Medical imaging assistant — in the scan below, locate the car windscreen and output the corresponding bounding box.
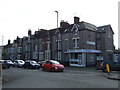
[31,61,37,64]
[51,61,60,64]
[18,60,24,63]
[0,60,4,63]
[6,60,12,63]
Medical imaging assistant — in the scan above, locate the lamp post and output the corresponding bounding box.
[55,11,59,60]
[55,11,58,29]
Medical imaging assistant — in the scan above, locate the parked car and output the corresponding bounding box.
[4,60,13,67]
[100,61,120,72]
[38,60,45,67]
[23,60,40,69]
[0,60,10,69]
[13,60,25,68]
[42,60,64,72]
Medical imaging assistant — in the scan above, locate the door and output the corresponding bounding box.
[70,53,82,66]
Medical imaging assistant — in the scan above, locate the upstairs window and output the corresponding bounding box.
[35,44,38,51]
[56,40,61,50]
[46,41,50,50]
[73,38,79,48]
[108,31,111,38]
[58,52,61,60]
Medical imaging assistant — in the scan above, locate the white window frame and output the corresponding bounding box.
[45,51,51,60]
[73,38,79,48]
[58,52,61,60]
[56,40,61,50]
[46,41,50,50]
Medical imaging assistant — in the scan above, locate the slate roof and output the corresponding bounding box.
[27,20,114,39]
[81,21,98,31]
[57,21,98,34]
[97,25,114,34]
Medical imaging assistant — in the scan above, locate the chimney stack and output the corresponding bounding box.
[28,29,32,36]
[60,20,70,28]
[74,16,80,24]
[8,39,11,45]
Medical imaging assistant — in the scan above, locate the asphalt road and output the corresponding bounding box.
[2,67,119,88]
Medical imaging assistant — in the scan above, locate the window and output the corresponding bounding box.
[64,29,69,32]
[56,40,61,50]
[58,52,61,60]
[108,31,111,38]
[18,47,22,53]
[108,40,111,47]
[39,44,42,51]
[45,51,50,60]
[58,32,61,38]
[28,53,30,59]
[19,47,22,53]
[33,52,38,59]
[28,36,30,43]
[17,54,21,60]
[35,45,38,51]
[97,40,100,47]
[39,52,44,60]
[73,38,79,48]
[90,56,94,62]
[25,45,27,51]
[73,39,76,48]
[46,41,50,50]
[64,39,68,49]
[26,44,30,51]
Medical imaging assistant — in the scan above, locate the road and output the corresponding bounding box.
[1,67,119,88]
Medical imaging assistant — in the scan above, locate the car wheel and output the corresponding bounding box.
[7,66,10,69]
[61,69,64,72]
[51,68,55,72]
[37,67,40,69]
[42,67,45,71]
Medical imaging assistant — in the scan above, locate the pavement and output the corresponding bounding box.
[102,72,120,80]
[65,66,120,81]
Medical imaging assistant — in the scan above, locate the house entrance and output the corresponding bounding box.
[69,53,82,66]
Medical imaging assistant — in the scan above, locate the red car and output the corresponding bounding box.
[42,60,64,72]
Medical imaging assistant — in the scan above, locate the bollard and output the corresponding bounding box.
[106,64,110,75]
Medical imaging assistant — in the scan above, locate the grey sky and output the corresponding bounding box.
[0,0,119,49]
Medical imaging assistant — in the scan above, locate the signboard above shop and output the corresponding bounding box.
[67,49,101,53]
[87,41,96,45]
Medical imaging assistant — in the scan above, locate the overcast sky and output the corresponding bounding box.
[0,0,119,49]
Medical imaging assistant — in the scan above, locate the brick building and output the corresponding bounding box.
[2,16,115,67]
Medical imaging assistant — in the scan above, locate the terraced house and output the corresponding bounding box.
[2,16,115,67]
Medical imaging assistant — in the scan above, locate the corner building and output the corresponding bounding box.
[29,17,114,67]
[3,16,115,67]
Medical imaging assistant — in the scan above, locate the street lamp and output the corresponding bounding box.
[55,11,58,29]
[55,11,59,60]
